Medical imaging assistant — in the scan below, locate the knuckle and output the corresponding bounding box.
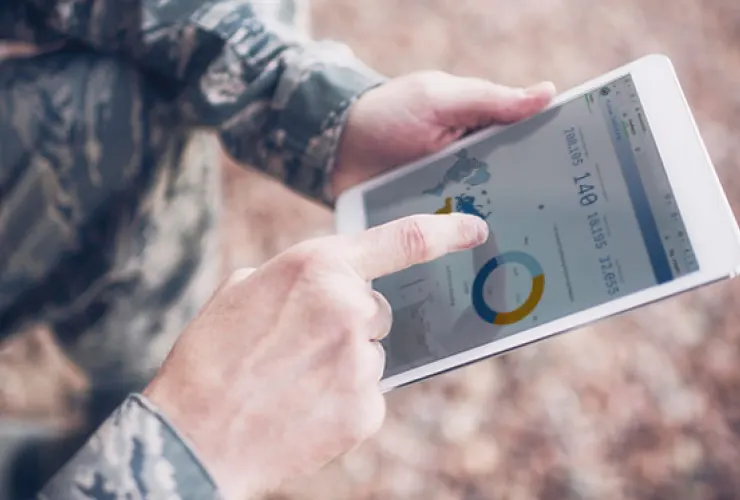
[357,293,381,325]
[351,392,386,440]
[399,218,432,263]
[337,336,377,383]
[337,289,377,324]
[408,70,447,97]
[284,241,330,274]
[374,291,392,317]
[324,296,371,345]
[375,340,387,359]
[336,296,367,325]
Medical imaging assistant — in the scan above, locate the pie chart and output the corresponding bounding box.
[472,251,545,325]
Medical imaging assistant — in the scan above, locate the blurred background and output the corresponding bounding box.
[2,0,740,498]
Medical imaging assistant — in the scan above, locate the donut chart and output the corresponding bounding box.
[472,251,545,325]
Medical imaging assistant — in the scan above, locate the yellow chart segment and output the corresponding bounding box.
[492,274,545,325]
[435,197,453,214]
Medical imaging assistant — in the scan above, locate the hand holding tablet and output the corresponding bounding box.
[336,54,740,391]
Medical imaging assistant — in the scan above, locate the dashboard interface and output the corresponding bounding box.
[363,75,698,378]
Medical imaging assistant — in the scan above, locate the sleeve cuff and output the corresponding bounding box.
[219,39,387,205]
[39,394,221,500]
[285,55,387,205]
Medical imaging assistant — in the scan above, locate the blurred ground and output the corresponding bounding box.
[3,0,740,498]
[265,1,740,498]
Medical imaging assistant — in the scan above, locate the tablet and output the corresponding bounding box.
[335,54,740,392]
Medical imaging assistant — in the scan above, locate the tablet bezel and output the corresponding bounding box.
[335,54,740,392]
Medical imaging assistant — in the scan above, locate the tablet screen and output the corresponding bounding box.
[363,74,699,378]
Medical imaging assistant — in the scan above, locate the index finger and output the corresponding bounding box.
[343,213,489,281]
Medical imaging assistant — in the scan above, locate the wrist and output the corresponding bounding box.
[328,105,364,200]
[143,376,271,500]
[326,82,386,203]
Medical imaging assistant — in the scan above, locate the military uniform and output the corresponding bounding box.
[0,0,385,497]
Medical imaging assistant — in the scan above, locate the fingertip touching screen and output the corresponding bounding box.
[363,75,699,378]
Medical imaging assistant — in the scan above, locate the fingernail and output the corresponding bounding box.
[452,214,489,247]
[473,217,490,244]
[524,81,557,97]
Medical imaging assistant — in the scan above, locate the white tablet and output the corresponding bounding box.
[335,54,740,392]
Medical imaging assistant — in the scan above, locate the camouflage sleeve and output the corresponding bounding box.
[37,394,222,500]
[2,0,386,202]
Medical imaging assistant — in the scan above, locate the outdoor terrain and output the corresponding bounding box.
[268,1,740,498]
[2,0,740,498]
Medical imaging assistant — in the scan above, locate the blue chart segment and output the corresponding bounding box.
[472,251,545,325]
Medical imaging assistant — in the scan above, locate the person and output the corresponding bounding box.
[0,1,555,497]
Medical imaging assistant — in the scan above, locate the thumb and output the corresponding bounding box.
[431,76,556,128]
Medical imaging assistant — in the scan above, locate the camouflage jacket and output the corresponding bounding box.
[38,394,224,499]
[0,0,385,497]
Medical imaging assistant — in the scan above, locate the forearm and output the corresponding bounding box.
[2,0,386,201]
[210,30,386,203]
[38,394,222,500]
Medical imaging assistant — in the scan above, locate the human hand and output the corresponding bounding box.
[330,71,555,198]
[143,213,489,499]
